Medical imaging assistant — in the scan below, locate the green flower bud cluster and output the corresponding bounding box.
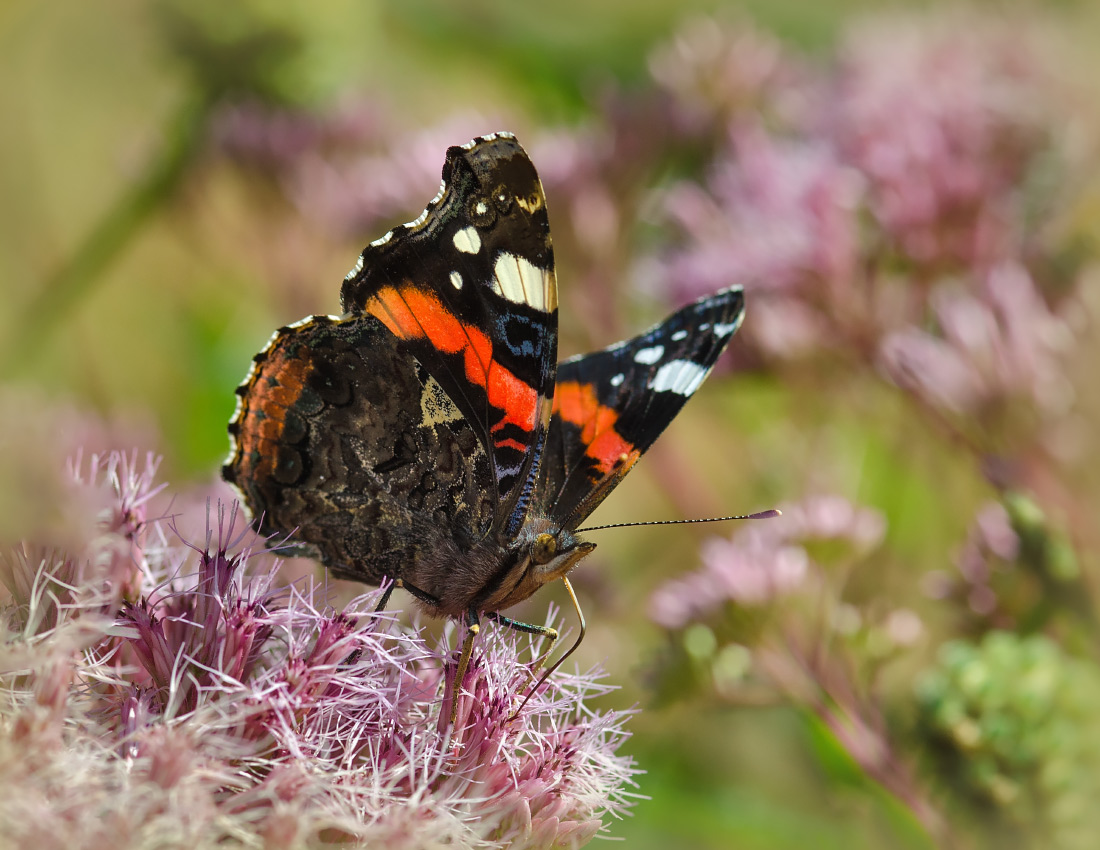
[916,632,1100,847]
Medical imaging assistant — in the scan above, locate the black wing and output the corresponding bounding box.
[533,286,745,530]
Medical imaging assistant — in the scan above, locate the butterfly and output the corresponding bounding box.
[223,132,744,716]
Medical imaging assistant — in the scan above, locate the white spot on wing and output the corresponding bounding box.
[421,375,463,425]
[713,320,741,338]
[610,373,625,387]
[634,345,664,365]
[450,271,464,290]
[453,226,481,254]
[492,252,553,311]
[671,329,688,342]
[476,201,488,215]
[649,359,710,396]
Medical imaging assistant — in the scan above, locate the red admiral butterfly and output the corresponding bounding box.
[224,132,744,712]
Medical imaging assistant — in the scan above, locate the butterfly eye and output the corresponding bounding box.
[532,533,558,565]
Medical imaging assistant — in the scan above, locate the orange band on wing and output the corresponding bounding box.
[365,286,538,438]
[236,339,312,475]
[554,380,640,475]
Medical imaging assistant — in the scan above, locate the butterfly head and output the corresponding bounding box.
[477,517,596,612]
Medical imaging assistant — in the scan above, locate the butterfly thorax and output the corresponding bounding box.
[407,516,596,619]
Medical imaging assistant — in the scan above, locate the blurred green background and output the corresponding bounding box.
[4,1,1100,847]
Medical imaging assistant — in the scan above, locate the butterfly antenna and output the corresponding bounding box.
[512,576,586,718]
[511,510,779,717]
[576,508,780,534]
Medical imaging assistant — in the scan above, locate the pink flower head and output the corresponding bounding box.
[1,451,167,638]
[116,501,277,716]
[926,500,1022,619]
[1,451,638,849]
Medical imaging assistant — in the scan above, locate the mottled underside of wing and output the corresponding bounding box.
[223,314,495,584]
[535,286,746,529]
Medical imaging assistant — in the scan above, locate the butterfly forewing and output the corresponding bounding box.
[340,133,557,531]
[535,286,745,529]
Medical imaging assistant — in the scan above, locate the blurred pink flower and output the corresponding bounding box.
[960,501,1019,583]
[1,451,167,637]
[212,100,515,240]
[776,493,887,551]
[648,535,808,629]
[648,16,807,132]
[211,97,388,170]
[835,15,1047,272]
[287,114,513,240]
[925,500,1021,619]
[649,495,884,629]
[654,124,863,356]
[879,262,1074,418]
[646,12,1063,372]
[0,390,156,555]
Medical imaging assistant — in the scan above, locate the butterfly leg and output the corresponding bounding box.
[373,577,403,612]
[390,578,444,608]
[372,576,446,612]
[510,576,588,719]
[343,578,410,667]
[484,612,559,677]
[374,579,477,732]
[449,608,480,731]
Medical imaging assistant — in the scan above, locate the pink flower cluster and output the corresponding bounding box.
[648,16,807,133]
[654,14,1054,286]
[924,501,1020,618]
[212,101,512,240]
[0,451,637,849]
[655,123,863,356]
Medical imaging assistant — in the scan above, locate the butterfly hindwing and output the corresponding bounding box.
[339,133,557,530]
[535,286,745,529]
[223,314,496,583]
